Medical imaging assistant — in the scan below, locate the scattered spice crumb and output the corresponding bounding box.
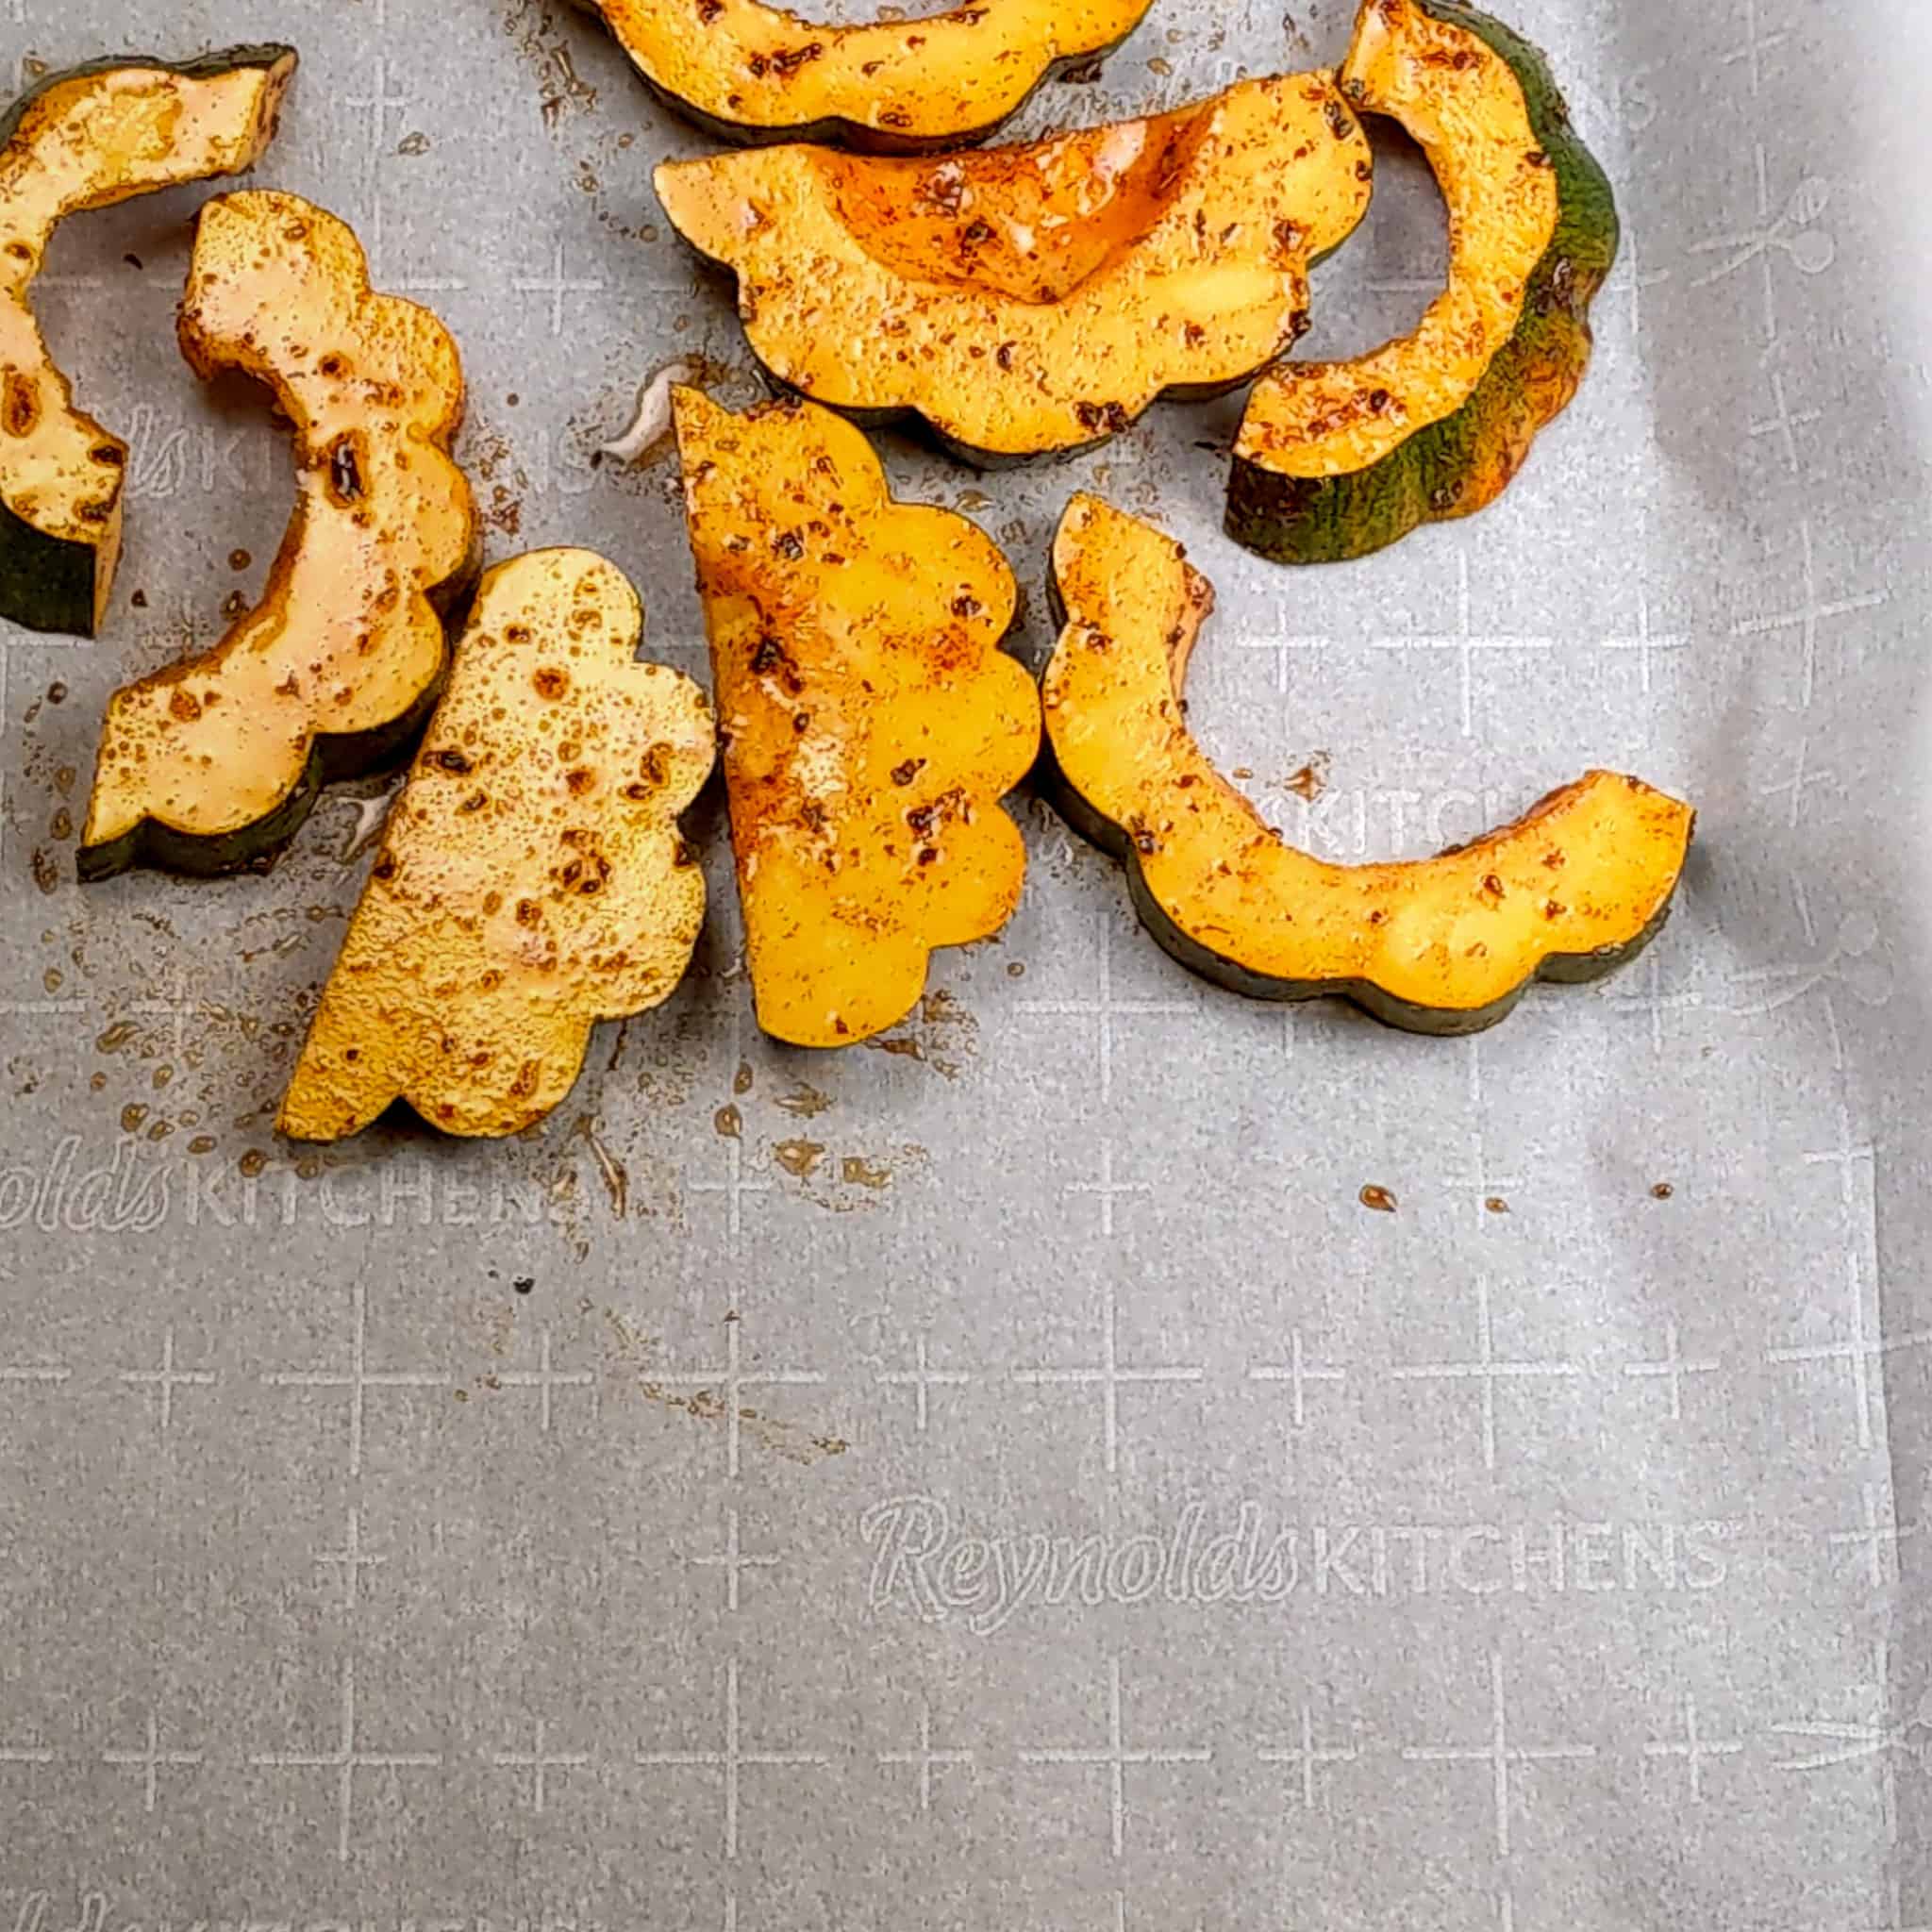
[1485,1195,1509,1214]
[733,1058,754,1096]
[841,1156,891,1190]
[1359,1184,1397,1213]
[774,1138,824,1178]
[1650,1181,1674,1200]
[514,1276,535,1294]
[713,1103,741,1140]
[1007,960,1025,978]
[776,1083,832,1119]
[227,548,252,572]
[1281,751,1330,803]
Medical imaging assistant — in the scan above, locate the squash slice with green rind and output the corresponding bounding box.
[1043,493,1693,1035]
[1228,0,1617,564]
[80,190,478,882]
[280,549,715,1142]
[580,0,1153,153]
[656,74,1374,463]
[0,47,296,637]
[675,387,1039,1046]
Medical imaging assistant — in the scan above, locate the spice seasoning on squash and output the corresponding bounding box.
[279,549,714,1142]
[1229,0,1617,563]
[578,0,1151,152]
[0,48,296,637]
[80,191,478,881]
[656,73,1373,463]
[1041,493,1694,1035]
[674,387,1039,1048]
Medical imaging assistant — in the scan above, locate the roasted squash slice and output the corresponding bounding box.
[1229,0,1617,564]
[674,388,1038,1046]
[581,0,1151,152]
[80,191,478,882]
[1043,494,1692,1034]
[280,549,714,1141]
[656,74,1374,463]
[0,47,295,637]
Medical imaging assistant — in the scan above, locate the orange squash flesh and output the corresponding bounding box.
[674,387,1040,1046]
[0,49,295,637]
[279,549,715,1141]
[655,74,1374,462]
[79,191,477,880]
[1042,493,1694,1034]
[581,0,1153,152]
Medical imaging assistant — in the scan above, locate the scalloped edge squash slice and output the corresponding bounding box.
[675,387,1039,1047]
[1042,494,1693,1035]
[280,549,715,1142]
[656,73,1374,463]
[0,46,295,637]
[79,190,478,882]
[580,0,1152,152]
[1229,0,1617,564]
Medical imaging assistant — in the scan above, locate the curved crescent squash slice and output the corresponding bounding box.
[1229,0,1618,564]
[1043,494,1693,1035]
[656,74,1374,463]
[80,191,478,881]
[582,0,1152,152]
[0,47,296,637]
[674,387,1039,1047]
[279,549,715,1142]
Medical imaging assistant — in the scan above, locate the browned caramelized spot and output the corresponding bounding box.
[3,372,39,438]
[328,436,364,505]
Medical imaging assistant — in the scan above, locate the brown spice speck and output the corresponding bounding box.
[713,1103,741,1140]
[1359,1184,1397,1213]
[774,1138,824,1178]
[1651,1181,1674,1200]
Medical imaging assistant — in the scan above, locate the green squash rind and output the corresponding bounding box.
[0,497,97,639]
[1225,0,1618,567]
[1039,560,1685,1039]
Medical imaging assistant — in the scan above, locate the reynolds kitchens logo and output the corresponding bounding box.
[862,1496,1737,1635]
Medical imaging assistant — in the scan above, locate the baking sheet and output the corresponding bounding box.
[3,0,1930,1924]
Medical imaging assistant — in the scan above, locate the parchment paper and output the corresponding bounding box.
[3,0,1929,1924]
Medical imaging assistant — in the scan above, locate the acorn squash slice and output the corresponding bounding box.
[580,0,1152,153]
[1228,0,1617,565]
[674,387,1038,1047]
[279,549,715,1142]
[0,47,296,637]
[655,73,1374,463]
[79,190,478,882]
[1042,493,1693,1035]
